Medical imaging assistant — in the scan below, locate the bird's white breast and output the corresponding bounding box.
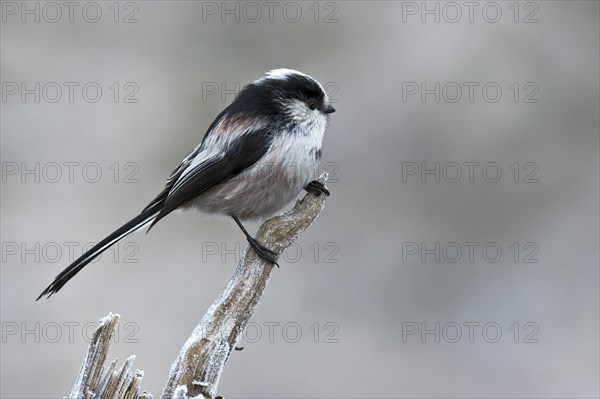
[191,113,327,220]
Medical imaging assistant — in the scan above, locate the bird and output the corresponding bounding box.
[37,68,335,300]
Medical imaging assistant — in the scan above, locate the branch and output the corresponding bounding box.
[69,313,149,399]
[162,173,330,398]
[68,174,329,399]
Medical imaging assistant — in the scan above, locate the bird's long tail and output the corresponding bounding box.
[36,207,159,300]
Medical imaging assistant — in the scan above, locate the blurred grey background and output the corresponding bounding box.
[1,1,598,397]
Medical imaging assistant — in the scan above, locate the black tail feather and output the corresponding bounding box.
[36,208,158,300]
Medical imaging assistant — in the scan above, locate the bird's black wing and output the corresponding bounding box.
[148,128,273,229]
[141,143,203,214]
[37,128,272,300]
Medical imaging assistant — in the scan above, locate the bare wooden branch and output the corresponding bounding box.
[70,313,148,399]
[162,173,330,398]
[69,174,329,399]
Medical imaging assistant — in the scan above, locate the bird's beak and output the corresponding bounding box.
[322,104,336,114]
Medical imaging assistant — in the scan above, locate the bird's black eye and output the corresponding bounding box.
[307,100,317,110]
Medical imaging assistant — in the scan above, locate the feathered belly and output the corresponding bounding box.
[190,145,320,220]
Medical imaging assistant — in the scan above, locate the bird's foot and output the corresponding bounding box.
[305,180,330,196]
[247,236,279,267]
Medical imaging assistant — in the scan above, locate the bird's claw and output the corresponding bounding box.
[305,180,330,196]
[247,237,279,267]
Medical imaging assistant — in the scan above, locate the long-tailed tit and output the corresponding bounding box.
[37,68,335,300]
